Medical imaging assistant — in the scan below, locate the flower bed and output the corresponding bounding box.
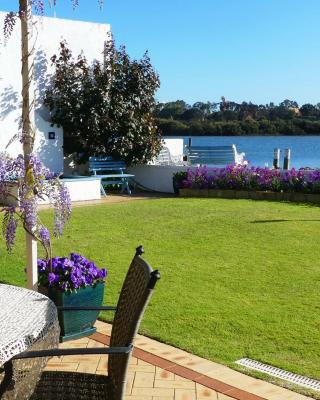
[178,165,320,203]
[181,165,320,193]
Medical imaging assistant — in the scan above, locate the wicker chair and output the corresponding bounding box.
[5,246,160,400]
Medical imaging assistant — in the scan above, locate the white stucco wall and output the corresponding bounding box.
[163,138,184,157]
[0,12,110,173]
[128,165,191,193]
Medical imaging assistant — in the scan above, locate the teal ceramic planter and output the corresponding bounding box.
[40,282,105,342]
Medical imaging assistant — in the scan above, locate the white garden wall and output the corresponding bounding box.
[128,165,190,193]
[0,12,110,174]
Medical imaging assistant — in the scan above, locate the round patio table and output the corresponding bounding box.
[0,284,60,399]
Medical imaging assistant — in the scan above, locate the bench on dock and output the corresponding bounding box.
[187,145,245,166]
[89,157,134,196]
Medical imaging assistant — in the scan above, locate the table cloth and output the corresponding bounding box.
[0,284,60,399]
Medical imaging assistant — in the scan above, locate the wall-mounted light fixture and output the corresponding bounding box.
[48,132,55,140]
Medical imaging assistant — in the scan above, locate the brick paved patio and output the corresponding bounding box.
[44,320,312,400]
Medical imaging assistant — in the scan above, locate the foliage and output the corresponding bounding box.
[172,171,188,180]
[38,253,107,291]
[172,171,188,186]
[156,98,320,136]
[0,152,71,257]
[181,164,320,193]
[44,40,162,165]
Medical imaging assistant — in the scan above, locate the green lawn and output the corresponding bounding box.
[1,198,319,386]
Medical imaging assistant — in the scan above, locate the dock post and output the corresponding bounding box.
[283,149,291,170]
[273,148,280,169]
[183,137,192,162]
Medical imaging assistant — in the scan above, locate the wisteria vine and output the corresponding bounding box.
[0,152,71,256]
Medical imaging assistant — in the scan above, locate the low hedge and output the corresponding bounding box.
[179,188,320,203]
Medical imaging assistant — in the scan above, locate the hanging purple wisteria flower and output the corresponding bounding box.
[0,152,71,257]
[2,207,18,253]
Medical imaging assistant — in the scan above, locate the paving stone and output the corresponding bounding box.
[217,394,236,400]
[46,356,62,364]
[129,364,156,373]
[97,355,108,371]
[155,368,175,381]
[77,362,98,374]
[137,358,153,366]
[196,383,218,399]
[175,388,196,400]
[61,354,101,363]
[154,379,195,389]
[131,387,174,397]
[44,362,79,372]
[152,397,174,400]
[126,372,135,394]
[87,338,106,348]
[134,371,155,388]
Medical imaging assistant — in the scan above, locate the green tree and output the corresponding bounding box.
[300,103,318,117]
[156,100,189,119]
[45,40,161,165]
[156,118,188,136]
[181,107,204,121]
[279,99,299,109]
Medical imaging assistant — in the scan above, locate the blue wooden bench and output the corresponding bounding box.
[187,145,245,166]
[89,157,134,196]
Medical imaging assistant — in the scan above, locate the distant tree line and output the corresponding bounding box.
[155,98,320,136]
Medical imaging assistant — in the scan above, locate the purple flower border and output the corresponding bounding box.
[181,165,320,193]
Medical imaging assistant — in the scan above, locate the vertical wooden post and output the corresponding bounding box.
[26,236,38,290]
[283,149,291,170]
[273,148,280,169]
[20,0,38,290]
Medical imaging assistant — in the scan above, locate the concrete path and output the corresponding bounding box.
[44,320,312,400]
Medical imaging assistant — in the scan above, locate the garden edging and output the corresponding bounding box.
[179,188,320,203]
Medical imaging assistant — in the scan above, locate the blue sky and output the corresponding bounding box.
[2,0,320,106]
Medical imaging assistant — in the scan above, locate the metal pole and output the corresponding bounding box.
[273,148,280,169]
[283,148,291,170]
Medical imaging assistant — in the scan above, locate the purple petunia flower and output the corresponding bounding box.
[38,253,108,292]
[99,268,107,279]
[48,272,58,285]
[37,259,47,272]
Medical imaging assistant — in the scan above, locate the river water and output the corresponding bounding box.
[173,136,320,169]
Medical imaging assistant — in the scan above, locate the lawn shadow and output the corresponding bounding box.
[251,219,320,223]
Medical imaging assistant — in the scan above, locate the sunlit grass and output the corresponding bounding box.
[1,198,319,385]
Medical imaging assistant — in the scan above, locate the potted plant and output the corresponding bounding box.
[38,253,107,342]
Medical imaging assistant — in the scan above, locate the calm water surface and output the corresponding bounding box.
[172,136,320,169]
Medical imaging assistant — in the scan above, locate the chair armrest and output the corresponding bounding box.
[12,345,133,360]
[57,306,116,311]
